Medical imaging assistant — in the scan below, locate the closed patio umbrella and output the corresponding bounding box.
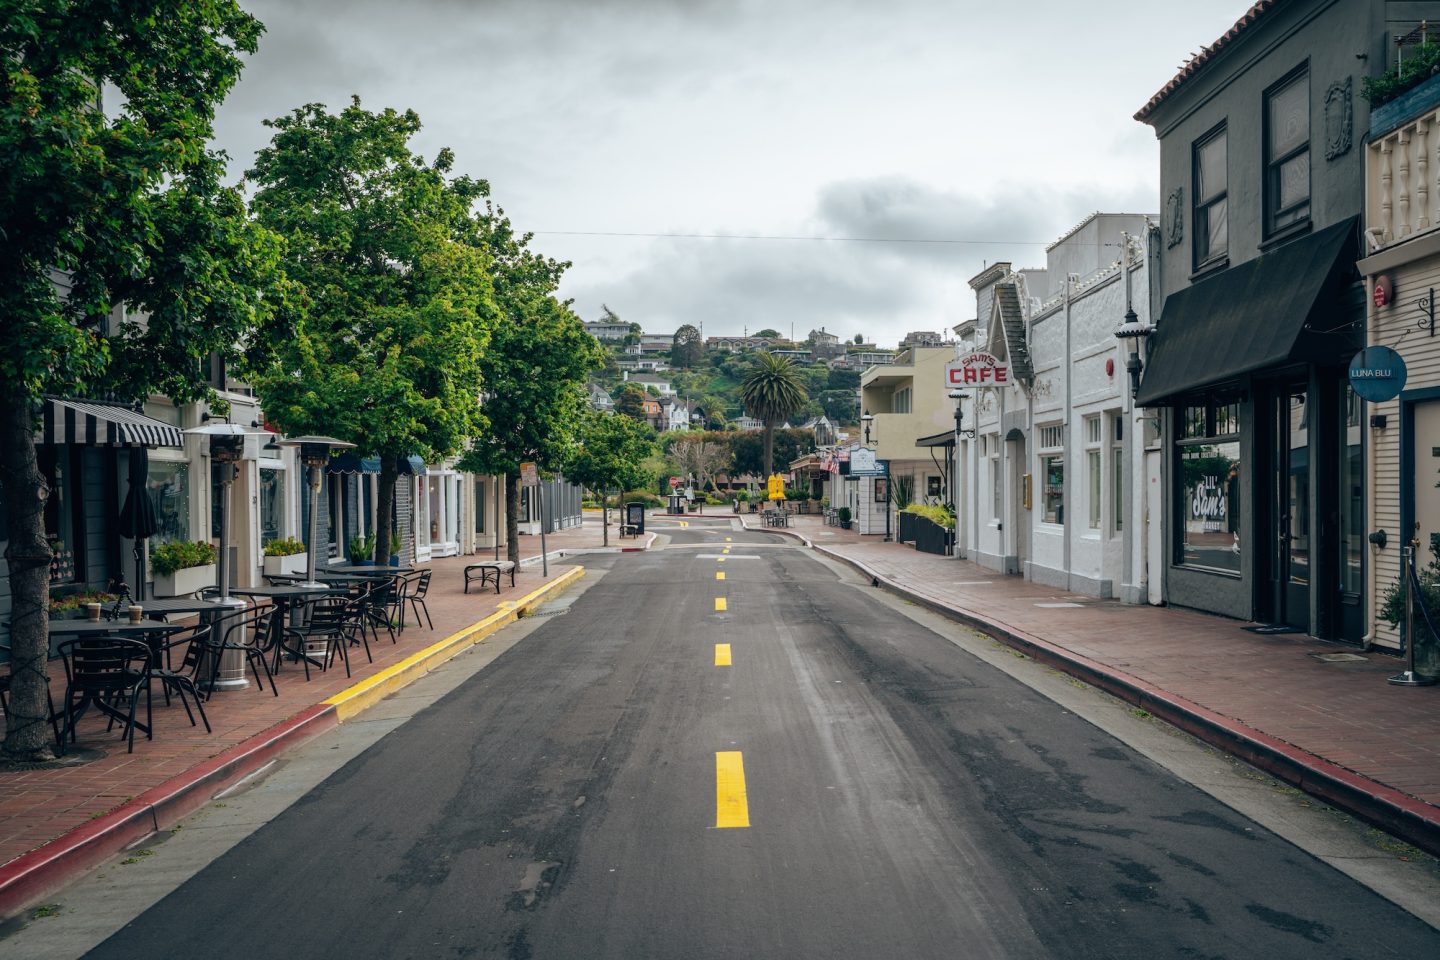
[117,448,158,601]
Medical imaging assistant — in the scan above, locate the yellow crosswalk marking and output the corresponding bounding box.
[714,643,731,666]
[715,751,750,828]
[714,597,727,612]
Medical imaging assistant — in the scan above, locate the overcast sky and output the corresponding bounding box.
[211,0,1247,347]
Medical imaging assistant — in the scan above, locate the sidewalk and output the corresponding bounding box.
[746,512,1440,857]
[0,524,618,919]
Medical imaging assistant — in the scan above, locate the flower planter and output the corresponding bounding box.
[152,563,217,597]
[262,553,309,577]
[1372,73,1440,138]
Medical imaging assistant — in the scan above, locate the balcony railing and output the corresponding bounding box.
[1367,107,1440,251]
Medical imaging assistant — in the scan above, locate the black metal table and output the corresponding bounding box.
[231,585,345,671]
[49,620,188,737]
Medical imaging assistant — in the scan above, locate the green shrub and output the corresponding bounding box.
[150,540,217,576]
[623,490,664,508]
[904,503,956,530]
[348,533,376,562]
[1363,43,1440,106]
[263,537,306,557]
[49,590,119,615]
[836,506,852,524]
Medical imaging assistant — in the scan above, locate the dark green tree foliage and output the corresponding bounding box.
[0,0,279,760]
[458,209,605,564]
[564,410,655,545]
[729,429,816,478]
[615,385,648,420]
[243,99,496,564]
[754,328,782,339]
[739,352,807,477]
[671,323,702,368]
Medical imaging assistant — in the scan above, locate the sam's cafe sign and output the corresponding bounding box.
[946,352,1009,387]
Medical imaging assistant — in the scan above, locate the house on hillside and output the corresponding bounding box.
[622,372,676,396]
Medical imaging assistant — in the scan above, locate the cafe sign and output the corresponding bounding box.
[946,352,1010,388]
[1348,346,1407,402]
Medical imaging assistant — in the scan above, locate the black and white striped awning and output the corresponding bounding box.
[42,398,183,448]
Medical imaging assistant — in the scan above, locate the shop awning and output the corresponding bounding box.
[1135,217,1361,407]
[327,453,427,475]
[916,431,956,448]
[42,398,182,448]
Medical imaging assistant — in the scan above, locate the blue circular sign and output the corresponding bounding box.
[1349,346,1407,402]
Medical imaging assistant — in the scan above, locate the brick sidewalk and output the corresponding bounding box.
[750,513,1440,852]
[0,522,617,873]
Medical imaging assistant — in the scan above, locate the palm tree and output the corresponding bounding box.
[740,352,807,479]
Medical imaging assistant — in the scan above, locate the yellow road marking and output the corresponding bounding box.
[725,536,732,542]
[717,557,725,563]
[722,547,730,554]
[714,597,727,612]
[716,571,726,580]
[714,643,732,666]
[715,751,750,828]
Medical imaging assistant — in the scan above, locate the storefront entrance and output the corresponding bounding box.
[1274,384,1311,631]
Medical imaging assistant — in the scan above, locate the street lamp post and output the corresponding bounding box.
[948,390,975,559]
[276,435,357,588]
[1114,307,1154,400]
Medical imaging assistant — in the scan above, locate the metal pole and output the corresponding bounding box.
[493,475,500,561]
[537,481,549,578]
[299,465,324,588]
[1390,543,1437,685]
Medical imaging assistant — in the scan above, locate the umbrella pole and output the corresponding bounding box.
[134,540,146,602]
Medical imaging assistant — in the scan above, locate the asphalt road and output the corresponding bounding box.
[82,519,1440,959]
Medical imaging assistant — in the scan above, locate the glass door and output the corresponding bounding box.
[1278,386,1310,630]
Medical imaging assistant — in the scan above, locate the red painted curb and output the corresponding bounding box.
[0,702,338,921]
[813,544,1440,858]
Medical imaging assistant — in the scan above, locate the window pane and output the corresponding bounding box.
[1179,441,1241,572]
[474,479,486,534]
[1204,199,1228,258]
[1196,131,1226,203]
[992,457,1001,519]
[1340,387,1363,594]
[1113,449,1124,532]
[1088,450,1102,528]
[1043,455,1065,524]
[1269,77,1308,157]
[148,459,190,545]
[260,468,285,544]
[1275,153,1310,213]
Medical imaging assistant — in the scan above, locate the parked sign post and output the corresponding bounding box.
[520,462,547,577]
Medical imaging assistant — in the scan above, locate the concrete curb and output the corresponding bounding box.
[810,543,1440,858]
[0,566,586,921]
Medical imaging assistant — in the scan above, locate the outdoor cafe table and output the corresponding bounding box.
[48,618,188,675]
[231,584,346,671]
[325,564,415,575]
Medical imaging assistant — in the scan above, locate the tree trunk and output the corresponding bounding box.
[1,385,56,761]
[375,455,397,563]
[762,422,775,479]
[601,488,609,547]
[506,471,521,565]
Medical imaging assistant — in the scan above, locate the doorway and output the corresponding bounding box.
[1273,385,1311,631]
[1006,429,1029,573]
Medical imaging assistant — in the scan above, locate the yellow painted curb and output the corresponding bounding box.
[325,565,586,721]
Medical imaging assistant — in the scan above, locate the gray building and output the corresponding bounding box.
[1134,0,1439,641]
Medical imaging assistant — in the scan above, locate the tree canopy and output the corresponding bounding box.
[0,0,276,760]
[565,410,654,544]
[671,323,702,369]
[739,352,808,478]
[241,98,497,561]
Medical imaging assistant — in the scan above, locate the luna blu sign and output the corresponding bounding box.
[1348,346,1407,403]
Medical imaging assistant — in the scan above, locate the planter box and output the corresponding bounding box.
[152,563,217,597]
[913,515,954,555]
[262,553,308,577]
[897,511,918,543]
[1371,73,1440,139]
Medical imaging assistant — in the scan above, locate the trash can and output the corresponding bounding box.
[625,501,646,536]
[667,493,685,514]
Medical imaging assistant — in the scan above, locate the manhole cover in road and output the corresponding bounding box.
[1309,652,1369,663]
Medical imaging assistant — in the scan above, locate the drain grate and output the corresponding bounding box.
[1310,652,1368,663]
[526,607,570,619]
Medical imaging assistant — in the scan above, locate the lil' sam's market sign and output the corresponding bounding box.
[1348,346,1407,402]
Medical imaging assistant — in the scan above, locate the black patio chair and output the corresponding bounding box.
[57,637,152,753]
[358,577,400,646]
[404,569,434,631]
[213,606,280,698]
[285,596,368,679]
[0,642,62,751]
[150,621,212,732]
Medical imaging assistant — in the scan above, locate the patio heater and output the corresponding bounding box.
[184,422,252,690]
[277,435,356,588]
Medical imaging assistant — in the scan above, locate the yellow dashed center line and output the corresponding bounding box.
[715,751,750,828]
[716,571,726,580]
[725,536,732,542]
[714,643,732,666]
[714,597,727,612]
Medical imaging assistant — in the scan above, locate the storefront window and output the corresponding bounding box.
[1042,456,1065,524]
[148,459,190,545]
[1177,400,1241,573]
[1339,387,1363,595]
[474,478,487,534]
[260,468,286,545]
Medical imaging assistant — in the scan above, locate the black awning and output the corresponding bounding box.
[1135,217,1360,406]
[916,431,956,448]
[42,398,182,448]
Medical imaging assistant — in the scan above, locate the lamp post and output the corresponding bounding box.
[948,390,975,559]
[861,410,873,445]
[184,422,253,691]
[1114,307,1154,399]
[276,435,356,588]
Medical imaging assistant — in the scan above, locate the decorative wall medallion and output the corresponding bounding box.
[1165,187,1184,248]
[1324,77,1353,161]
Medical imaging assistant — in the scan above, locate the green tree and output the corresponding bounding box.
[243,99,496,564]
[754,328,782,339]
[615,385,648,420]
[564,410,654,545]
[853,333,865,345]
[671,323,702,369]
[458,209,605,564]
[0,2,277,760]
[739,353,807,478]
[730,428,816,479]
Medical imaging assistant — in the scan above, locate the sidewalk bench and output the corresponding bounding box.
[464,561,516,595]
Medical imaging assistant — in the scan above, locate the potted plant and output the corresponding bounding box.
[262,536,308,576]
[1380,535,1440,677]
[150,540,218,596]
[348,533,377,566]
[48,589,118,620]
[388,532,403,566]
[837,506,852,530]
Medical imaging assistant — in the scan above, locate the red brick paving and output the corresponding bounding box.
[760,514,1440,817]
[0,524,616,870]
